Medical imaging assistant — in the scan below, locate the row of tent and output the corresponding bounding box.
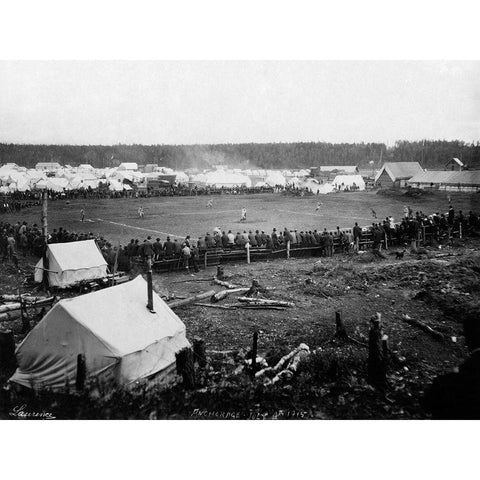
[1,161,367,193]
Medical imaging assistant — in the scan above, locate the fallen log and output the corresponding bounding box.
[168,290,216,309]
[237,305,286,311]
[237,297,295,307]
[256,343,310,379]
[0,296,56,314]
[171,278,213,284]
[401,314,444,342]
[0,294,50,303]
[193,303,235,310]
[211,287,250,303]
[258,344,311,384]
[0,311,22,322]
[213,278,241,289]
[269,349,310,385]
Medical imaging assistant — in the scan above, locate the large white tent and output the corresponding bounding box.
[204,170,252,188]
[264,171,286,187]
[9,276,190,392]
[331,174,366,191]
[34,240,108,288]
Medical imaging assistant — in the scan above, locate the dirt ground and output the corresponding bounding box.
[1,189,479,419]
[1,190,478,245]
[1,233,479,419]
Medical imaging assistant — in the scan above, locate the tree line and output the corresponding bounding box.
[1,140,479,171]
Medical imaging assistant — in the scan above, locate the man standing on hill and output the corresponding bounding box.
[163,236,175,259]
[143,236,154,261]
[153,237,163,261]
[80,207,86,222]
[448,205,455,226]
[353,222,362,252]
[181,243,191,271]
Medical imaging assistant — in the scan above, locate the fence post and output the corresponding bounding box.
[246,242,250,264]
[287,240,291,259]
[251,330,258,378]
[459,222,462,239]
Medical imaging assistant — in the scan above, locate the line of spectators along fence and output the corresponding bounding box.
[0,183,319,206]
[2,208,479,274]
[128,207,480,273]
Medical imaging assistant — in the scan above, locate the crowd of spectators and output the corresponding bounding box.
[2,205,479,274]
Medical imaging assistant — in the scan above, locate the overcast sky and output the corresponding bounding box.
[0,61,478,146]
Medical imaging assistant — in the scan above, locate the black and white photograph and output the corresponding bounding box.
[1,58,479,422]
[0,0,479,477]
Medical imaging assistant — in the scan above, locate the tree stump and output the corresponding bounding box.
[335,311,348,340]
[21,316,31,334]
[76,354,86,392]
[246,279,265,298]
[176,347,195,389]
[382,334,389,372]
[0,330,17,370]
[368,313,387,390]
[193,338,207,368]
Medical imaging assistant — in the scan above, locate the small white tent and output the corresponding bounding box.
[9,276,190,392]
[34,240,108,288]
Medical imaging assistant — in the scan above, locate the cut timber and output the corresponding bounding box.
[269,349,310,385]
[0,296,56,314]
[402,315,444,342]
[0,294,50,303]
[0,311,22,322]
[256,343,310,378]
[168,290,216,309]
[238,297,295,308]
[211,287,249,303]
[171,278,213,284]
[193,303,234,310]
[213,278,239,289]
[237,305,286,311]
[257,344,310,384]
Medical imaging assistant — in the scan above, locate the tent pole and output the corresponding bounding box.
[146,258,155,312]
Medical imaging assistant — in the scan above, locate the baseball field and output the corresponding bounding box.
[4,190,479,245]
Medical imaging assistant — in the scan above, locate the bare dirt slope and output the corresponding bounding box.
[1,238,476,418]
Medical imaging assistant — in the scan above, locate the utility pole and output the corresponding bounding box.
[41,191,49,291]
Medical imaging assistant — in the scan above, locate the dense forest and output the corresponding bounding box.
[1,140,479,171]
